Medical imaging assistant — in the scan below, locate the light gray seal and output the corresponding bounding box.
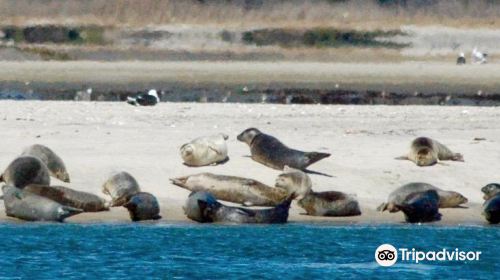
[237,128,330,170]
[180,133,229,166]
[396,137,464,166]
[124,192,162,222]
[482,194,500,224]
[481,183,500,201]
[396,190,442,223]
[102,171,141,207]
[377,182,468,212]
[0,156,50,188]
[2,185,83,222]
[23,184,109,212]
[21,144,71,182]
[171,173,288,207]
[184,191,293,224]
[298,191,361,217]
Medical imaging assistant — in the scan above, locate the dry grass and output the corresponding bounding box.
[0,0,499,29]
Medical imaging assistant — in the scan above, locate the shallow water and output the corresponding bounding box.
[0,223,497,279]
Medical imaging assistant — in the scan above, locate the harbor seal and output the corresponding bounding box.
[298,191,361,217]
[102,171,141,207]
[23,184,109,212]
[0,156,50,188]
[180,133,229,166]
[171,173,288,207]
[237,128,330,170]
[482,194,500,224]
[184,191,292,224]
[481,183,500,200]
[2,185,83,222]
[21,144,70,182]
[377,182,468,212]
[396,190,442,223]
[396,137,464,166]
[123,192,161,221]
[274,166,312,200]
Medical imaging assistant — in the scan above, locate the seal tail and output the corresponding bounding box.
[58,206,84,221]
[170,177,189,189]
[305,152,330,166]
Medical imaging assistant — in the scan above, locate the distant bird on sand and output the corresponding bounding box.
[127,89,159,106]
[456,52,466,65]
[471,47,488,64]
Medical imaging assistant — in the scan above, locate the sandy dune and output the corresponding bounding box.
[0,101,496,224]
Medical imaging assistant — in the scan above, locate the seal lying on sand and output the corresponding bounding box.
[184,191,292,224]
[298,191,361,217]
[171,173,288,206]
[2,185,83,222]
[481,183,500,200]
[23,184,109,212]
[396,190,442,223]
[102,171,141,207]
[377,182,468,212]
[180,133,229,167]
[21,144,70,182]
[274,166,312,200]
[482,194,500,224]
[396,137,464,166]
[124,192,161,222]
[0,156,50,188]
[237,128,330,170]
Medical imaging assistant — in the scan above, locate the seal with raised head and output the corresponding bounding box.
[180,133,229,167]
[481,183,500,201]
[396,137,464,166]
[482,194,500,224]
[377,182,468,212]
[0,156,50,188]
[396,190,442,223]
[23,184,109,212]
[274,166,312,200]
[184,191,293,224]
[2,185,83,222]
[123,192,162,222]
[171,173,288,207]
[21,144,70,182]
[298,191,361,217]
[102,171,141,207]
[237,128,330,170]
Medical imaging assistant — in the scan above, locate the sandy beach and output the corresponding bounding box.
[0,101,496,224]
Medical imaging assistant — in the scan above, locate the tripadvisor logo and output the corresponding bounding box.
[375,244,481,267]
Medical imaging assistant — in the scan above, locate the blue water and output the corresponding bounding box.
[0,223,497,279]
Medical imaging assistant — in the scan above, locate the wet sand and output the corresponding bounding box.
[0,101,495,224]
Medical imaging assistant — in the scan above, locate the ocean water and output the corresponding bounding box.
[0,223,497,279]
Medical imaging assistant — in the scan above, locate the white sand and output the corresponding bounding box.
[0,101,495,224]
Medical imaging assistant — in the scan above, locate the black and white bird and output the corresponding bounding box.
[127,89,160,106]
[471,47,487,64]
[456,52,466,65]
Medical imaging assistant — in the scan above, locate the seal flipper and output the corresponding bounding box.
[58,206,83,221]
[395,155,409,160]
[451,153,464,162]
[304,152,330,166]
[0,173,3,182]
[170,177,189,189]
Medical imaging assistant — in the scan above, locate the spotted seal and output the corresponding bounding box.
[237,128,330,170]
[482,194,500,224]
[102,171,141,207]
[180,133,229,167]
[23,184,109,212]
[2,185,83,222]
[396,190,442,223]
[21,144,70,182]
[123,192,161,221]
[298,191,361,217]
[481,183,500,201]
[0,156,50,188]
[396,137,464,166]
[377,182,468,212]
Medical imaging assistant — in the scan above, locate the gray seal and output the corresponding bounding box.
[396,137,464,166]
[482,194,500,224]
[102,171,141,207]
[0,156,50,188]
[21,144,71,182]
[377,182,468,212]
[481,183,500,201]
[237,128,330,170]
[124,192,162,222]
[184,191,292,224]
[396,190,442,223]
[298,191,361,217]
[171,173,288,207]
[2,185,83,222]
[23,184,109,212]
